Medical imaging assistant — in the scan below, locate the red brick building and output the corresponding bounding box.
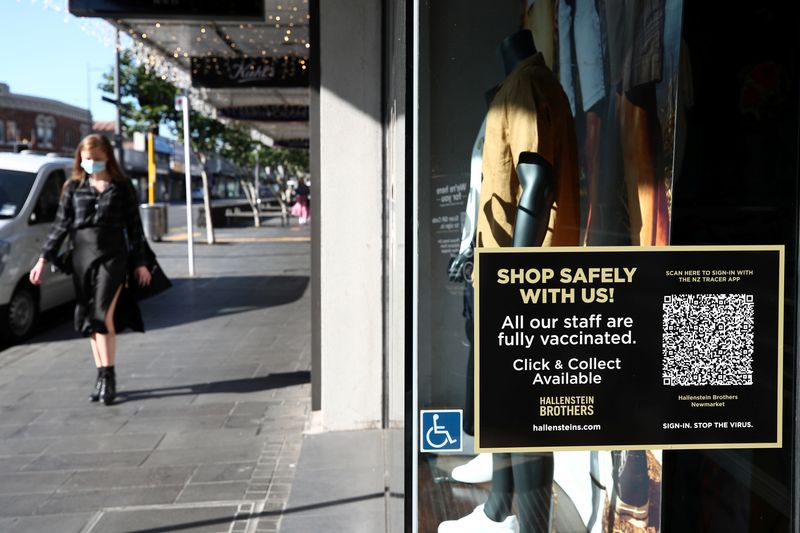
[0,82,92,154]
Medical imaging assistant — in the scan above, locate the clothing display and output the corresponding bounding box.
[41,177,149,336]
[472,40,580,533]
[605,0,665,91]
[477,52,580,249]
[526,0,555,70]
[558,0,606,115]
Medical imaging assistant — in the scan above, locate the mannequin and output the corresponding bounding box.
[482,151,555,533]
[475,29,579,250]
[440,28,580,533]
[447,148,555,486]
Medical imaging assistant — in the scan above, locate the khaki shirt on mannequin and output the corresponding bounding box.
[476,53,580,249]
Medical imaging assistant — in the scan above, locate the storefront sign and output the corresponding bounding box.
[68,0,264,20]
[217,105,309,122]
[191,57,308,88]
[475,246,784,451]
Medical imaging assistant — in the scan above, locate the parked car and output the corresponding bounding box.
[0,153,75,341]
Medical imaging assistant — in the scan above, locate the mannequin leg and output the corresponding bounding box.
[463,282,475,436]
[512,452,554,533]
[616,450,650,526]
[464,338,475,436]
[485,453,514,521]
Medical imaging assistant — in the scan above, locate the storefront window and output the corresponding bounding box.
[412,1,798,532]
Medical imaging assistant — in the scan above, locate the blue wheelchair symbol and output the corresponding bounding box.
[420,410,462,452]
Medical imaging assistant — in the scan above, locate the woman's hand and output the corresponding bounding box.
[29,258,47,286]
[134,265,152,287]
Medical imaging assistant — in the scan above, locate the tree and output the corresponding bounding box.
[99,51,180,135]
[256,146,309,177]
[99,49,309,240]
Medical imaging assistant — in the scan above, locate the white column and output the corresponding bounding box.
[317,0,384,430]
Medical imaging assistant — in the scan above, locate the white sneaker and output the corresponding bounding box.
[451,453,492,483]
[438,504,519,533]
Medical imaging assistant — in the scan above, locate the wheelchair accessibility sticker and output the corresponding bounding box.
[420,410,462,452]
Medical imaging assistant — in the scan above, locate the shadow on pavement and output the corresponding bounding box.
[11,275,310,345]
[114,370,311,404]
[116,492,386,533]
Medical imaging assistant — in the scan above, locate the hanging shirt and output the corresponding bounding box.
[477,52,580,249]
[41,177,149,267]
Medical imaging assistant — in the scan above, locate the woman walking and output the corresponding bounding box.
[29,134,152,405]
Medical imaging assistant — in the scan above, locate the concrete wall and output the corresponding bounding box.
[316,0,384,430]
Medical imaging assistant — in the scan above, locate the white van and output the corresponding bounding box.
[0,153,75,341]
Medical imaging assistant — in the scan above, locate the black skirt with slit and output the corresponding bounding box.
[71,227,144,337]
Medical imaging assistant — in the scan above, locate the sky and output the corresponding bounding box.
[0,0,118,121]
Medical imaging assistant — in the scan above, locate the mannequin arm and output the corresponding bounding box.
[512,152,555,247]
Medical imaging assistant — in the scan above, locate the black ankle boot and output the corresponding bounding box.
[100,366,116,405]
[89,368,103,402]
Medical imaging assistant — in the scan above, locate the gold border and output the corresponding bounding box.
[473,245,785,453]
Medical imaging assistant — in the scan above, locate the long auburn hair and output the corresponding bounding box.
[70,134,127,183]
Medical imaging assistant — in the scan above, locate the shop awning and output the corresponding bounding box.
[83,0,310,145]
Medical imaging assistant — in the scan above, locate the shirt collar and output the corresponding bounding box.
[81,175,117,193]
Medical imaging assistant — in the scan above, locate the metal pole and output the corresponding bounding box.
[181,93,195,277]
[147,132,156,204]
[254,152,260,199]
[253,152,260,228]
[114,29,124,171]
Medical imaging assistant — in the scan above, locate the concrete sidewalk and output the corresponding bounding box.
[0,218,311,533]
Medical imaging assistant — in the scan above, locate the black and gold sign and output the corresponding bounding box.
[191,57,308,88]
[475,246,784,452]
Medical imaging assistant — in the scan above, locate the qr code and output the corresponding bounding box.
[662,294,754,386]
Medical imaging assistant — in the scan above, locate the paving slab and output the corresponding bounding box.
[90,505,241,533]
[0,219,311,532]
[280,430,387,533]
[0,513,92,533]
[61,465,196,491]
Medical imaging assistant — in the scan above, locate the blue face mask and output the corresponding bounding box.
[81,160,107,174]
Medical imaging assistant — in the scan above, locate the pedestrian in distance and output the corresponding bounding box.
[291,177,310,224]
[29,134,152,406]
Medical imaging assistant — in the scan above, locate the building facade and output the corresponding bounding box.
[0,83,92,154]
